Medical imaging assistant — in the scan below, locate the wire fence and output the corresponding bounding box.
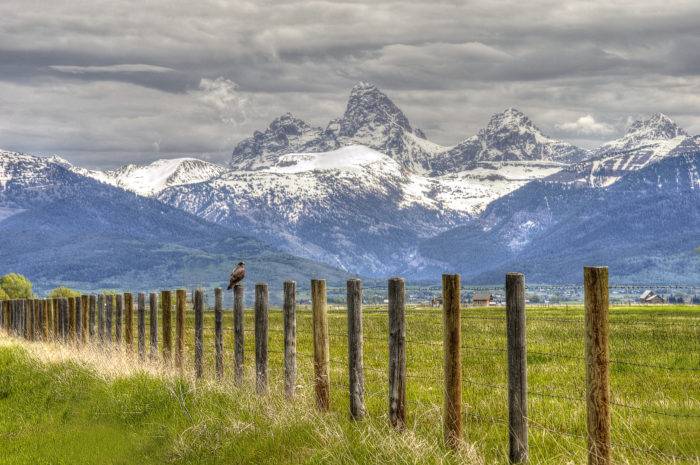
[1,276,698,464]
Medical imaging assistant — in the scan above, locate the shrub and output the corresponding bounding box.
[47,287,81,299]
[0,288,8,300]
[0,273,33,299]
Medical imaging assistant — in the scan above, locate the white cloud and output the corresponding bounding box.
[556,115,615,136]
[190,77,250,125]
[49,64,176,74]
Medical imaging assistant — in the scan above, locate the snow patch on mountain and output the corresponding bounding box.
[550,113,698,187]
[265,145,393,174]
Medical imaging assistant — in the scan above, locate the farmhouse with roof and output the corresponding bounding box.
[472,293,494,306]
[640,290,664,304]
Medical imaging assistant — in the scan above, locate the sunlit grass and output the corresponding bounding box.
[0,304,698,464]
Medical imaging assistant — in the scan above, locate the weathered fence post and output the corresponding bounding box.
[214,288,223,380]
[42,300,49,340]
[39,299,49,341]
[194,288,204,379]
[347,278,365,420]
[59,298,67,341]
[149,293,158,359]
[233,284,244,385]
[124,292,133,351]
[88,295,96,342]
[161,290,172,362]
[76,297,83,344]
[388,277,406,430]
[255,283,269,394]
[115,294,123,344]
[28,299,35,340]
[443,274,462,448]
[175,289,186,370]
[283,281,297,399]
[105,294,113,343]
[311,279,330,411]
[81,295,88,344]
[137,293,146,359]
[97,294,104,343]
[506,272,528,463]
[69,297,77,342]
[584,266,611,465]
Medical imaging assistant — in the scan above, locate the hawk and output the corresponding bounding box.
[227,261,246,290]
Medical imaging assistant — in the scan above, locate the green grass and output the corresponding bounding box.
[0,304,698,464]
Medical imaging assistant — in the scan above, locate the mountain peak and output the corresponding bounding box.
[349,81,379,96]
[483,108,539,136]
[626,113,687,139]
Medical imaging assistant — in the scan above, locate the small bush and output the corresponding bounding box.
[47,287,81,299]
[0,273,33,299]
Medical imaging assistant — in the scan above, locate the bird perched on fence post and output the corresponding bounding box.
[227,262,246,290]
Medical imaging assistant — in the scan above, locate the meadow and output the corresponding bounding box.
[0,304,698,464]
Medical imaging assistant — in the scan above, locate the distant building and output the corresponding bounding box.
[472,293,494,306]
[430,297,443,307]
[640,290,664,304]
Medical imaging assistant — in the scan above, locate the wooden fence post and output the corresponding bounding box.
[283,281,297,399]
[105,294,113,343]
[124,293,133,351]
[52,298,59,340]
[584,266,611,465]
[443,274,462,448]
[311,279,330,411]
[69,297,76,342]
[161,290,172,362]
[76,297,83,344]
[214,288,223,380]
[194,288,204,379]
[347,278,365,420]
[57,298,66,341]
[81,295,88,344]
[115,294,123,344]
[388,277,406,430]
[137,293,146,359]
[149,293,158,359]
[233,284,244,385]
[255,283,269,394]
[28,299,35,340]
[97,295,104,343]
[175,289,186,369]
[506,272,528,463]
[88,295,96,342]
[41,300,48,340]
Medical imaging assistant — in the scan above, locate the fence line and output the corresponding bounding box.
[0,267,698,464]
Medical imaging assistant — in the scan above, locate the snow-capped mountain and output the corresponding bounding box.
[431,108,589,173]
[550,113,699,187]
[230,113,325,170]
[231,82,444,172]
[162,145,460,275]
[157,144,564,275]
[98,158,227,196]
[420,151,700,284]
[231,84,587,177]
[0,149,348,292]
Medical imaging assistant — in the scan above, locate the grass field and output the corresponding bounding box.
[0,304,698,464]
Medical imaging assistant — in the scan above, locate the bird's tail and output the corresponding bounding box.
[227,283,233,290]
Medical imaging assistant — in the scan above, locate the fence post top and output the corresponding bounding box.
[584,265,608,271]
[506,272,524,277]
[283,280,296,285]
[388,277,405,283]
[442,273,460,279]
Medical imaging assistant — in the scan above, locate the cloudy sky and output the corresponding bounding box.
[1,0,699,168]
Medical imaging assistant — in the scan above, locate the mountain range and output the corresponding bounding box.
[1,82,698,287]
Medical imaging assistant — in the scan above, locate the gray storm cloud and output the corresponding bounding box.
[0,0,698,167]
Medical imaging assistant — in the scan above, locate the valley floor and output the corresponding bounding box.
[0,305,698,464]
